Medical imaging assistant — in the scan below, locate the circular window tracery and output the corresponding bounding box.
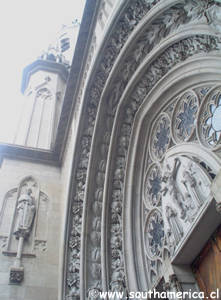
[144,209,165,259]
[143,163,162,208]
[197,87,221,150]
[150,113,171,161]
[141,85,217,289]
[172,91,199,143]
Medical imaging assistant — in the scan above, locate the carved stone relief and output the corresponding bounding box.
[0,176,49,284]
[150,113,171,161]
[36,87,52,101]
[0,235,8,249]
[171,91,199,143]
[13,188,36,240]
[197,86,221,150]
[144,209,165,259]
[141,86,217,289]
[65,0,221,297]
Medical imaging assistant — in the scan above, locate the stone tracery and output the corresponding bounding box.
[141,87,216,288]
[64,0,221,297]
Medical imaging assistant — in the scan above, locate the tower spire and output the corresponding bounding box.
[14,23,80,149]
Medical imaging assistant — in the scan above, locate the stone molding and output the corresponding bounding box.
[64,0,221,298]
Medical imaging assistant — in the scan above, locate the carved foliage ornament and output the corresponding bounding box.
[107,37,219,292]
[172,91,199,143]
[66,0,221,296]
[144,209,165,259]
[150,113,171,161]
[144,163,162,208]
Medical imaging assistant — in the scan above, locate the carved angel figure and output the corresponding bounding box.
[14,188,36,239]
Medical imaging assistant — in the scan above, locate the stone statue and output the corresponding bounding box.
[166,206,183,245]
[182,168,204,209]
[14,188,36,239]
[161,158,186,219]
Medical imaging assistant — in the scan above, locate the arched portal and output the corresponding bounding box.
[64,1,221,298]
[124,71,221,293]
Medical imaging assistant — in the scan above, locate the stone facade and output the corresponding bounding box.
[0,0,221,299]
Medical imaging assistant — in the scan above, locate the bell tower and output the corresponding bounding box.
[14,22,78,150]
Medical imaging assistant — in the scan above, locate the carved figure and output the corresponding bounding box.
[182,168,204,208]
[14,188,36,239]
[161,158,187,219]
[166,206,183,245]
[110,270,127,299]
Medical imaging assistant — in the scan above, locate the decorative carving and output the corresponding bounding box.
[182,166,204,208]
[0,236,7,249]
[110,269,127,299]
[9,267,24,284]
[197,87,221,149]
[144,163,162,208]
[67,272,80,299]
[108,37,220,291]
[150,113,171,161]
[165,206,183,245]
[14,188,36,240]
[144,209,164,259]
[184,0,221,33]
[163,274,183,294]
[66,0,221,294]
[36,88,52,101]
[172,91,198,143]
[0,177,49,285]
[161,158,187,219]
[34,240,47,252]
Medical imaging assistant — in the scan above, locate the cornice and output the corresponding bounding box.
[0,0,100,166]
[21,59,69,94]
[0,143,59,166]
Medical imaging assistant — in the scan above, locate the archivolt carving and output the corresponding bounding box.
[65,0,221,297]
[108,40,219,291]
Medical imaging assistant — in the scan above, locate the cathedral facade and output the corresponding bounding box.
[0,0,221,299]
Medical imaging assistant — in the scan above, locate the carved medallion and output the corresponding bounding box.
[144,209,164,259]
[197,87,221,150]
[172,91,198,143]
[144,163,162,208]
[150,113,171,161]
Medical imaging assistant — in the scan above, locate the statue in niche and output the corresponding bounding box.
[165,206,183,245]
[14,188,36,240]
[161,158,187,219]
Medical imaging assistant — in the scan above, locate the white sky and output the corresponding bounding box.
[0,0,85,143]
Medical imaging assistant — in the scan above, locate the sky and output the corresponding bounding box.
[0,0,85,143]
